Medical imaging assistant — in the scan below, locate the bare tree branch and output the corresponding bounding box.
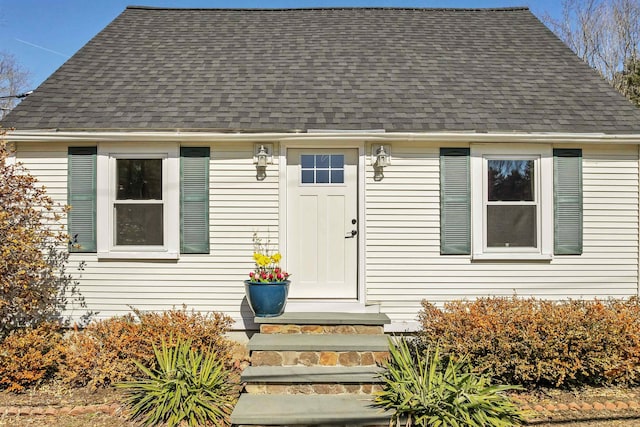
[0,51,30,119]
[543,0,640,105]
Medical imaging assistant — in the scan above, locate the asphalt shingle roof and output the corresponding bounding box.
[4,6,640,133]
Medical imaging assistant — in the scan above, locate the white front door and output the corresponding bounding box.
[286,148,358,299]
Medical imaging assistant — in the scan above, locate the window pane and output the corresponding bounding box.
[301,155,315,168]
[331,169,344,183]
[117,159,162,200]
[301,170,314,184]
[316,155,330,168]
[487,205,536,247]
[115,203,164,245]
[488,160,534,201]
[316,169,329,183]
[330,155,344,168]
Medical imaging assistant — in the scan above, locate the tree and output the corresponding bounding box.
[617,58,640,106]
[544,0,640,104]
[0,129,91,339]
[0,52,29,119]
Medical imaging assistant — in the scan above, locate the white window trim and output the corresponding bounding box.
[96,143,179,260]
[471,144,553,261]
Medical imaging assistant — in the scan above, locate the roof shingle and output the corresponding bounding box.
[4,6,640,133]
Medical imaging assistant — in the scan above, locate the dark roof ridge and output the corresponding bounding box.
[125,5,530,12]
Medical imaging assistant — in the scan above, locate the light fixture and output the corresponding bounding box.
[256,145,269,168]
[253,143,273,181]
[375,145,389,168]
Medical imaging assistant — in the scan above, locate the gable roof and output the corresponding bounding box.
[4,6,640,134]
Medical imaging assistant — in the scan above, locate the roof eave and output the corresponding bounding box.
[6,129,640,145]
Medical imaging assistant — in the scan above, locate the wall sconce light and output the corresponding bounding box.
[371,144,390,181]
[253,143,273,181]
[375,145,389,168]
[256,145,269,167]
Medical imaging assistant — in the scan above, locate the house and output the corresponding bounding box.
[4,6,640,333]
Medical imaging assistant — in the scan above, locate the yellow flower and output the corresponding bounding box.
[272,253,282,263]
[256,254,270,267]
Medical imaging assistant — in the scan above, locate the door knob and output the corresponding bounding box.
[345,230,357,238]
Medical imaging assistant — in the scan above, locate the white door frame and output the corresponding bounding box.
[278,139,367,312]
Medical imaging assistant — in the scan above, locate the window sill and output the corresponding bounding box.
[472,253,552,262]
[97,251,179,261]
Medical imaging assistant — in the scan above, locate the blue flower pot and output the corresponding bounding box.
[244,280,290,317]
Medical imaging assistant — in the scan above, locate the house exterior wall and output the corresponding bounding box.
[16,141,281,330]
[365,142,639,330]
[15,140,640,331]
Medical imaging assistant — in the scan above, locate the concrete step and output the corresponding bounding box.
[248,333,389,352]
[231,394,392,425]
[241,366,385,383]
[255,312,391,326]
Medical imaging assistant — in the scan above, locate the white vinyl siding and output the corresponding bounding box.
[365,142,639,327]
[15,140,640,331]
[16,142,280,326]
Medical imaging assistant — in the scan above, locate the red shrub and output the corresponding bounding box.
[0,323,62,392]
[418,297,640,388]
[58,306,236,388]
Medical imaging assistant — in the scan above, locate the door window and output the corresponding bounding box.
[300,154,345,184]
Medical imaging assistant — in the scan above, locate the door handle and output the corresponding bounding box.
[345,230,357,238]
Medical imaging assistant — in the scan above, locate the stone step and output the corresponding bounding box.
[230,394,392,426]
[250,349,388,367]
[242,366,385,383]
[260,323,384,335]
[255,312,391,326]
[242,366,386,395]
[244,383,383,395]
[248,333,389,352]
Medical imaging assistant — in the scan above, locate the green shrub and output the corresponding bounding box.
[374,338,524,427]
[418,297,640,388]
[58,306,236,388]
[117,338,238,427]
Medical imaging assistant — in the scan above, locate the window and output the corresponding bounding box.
[96,143,180,259]
[471,146,553,260]
[441,146,582,258]
[300,154,345,184]
[486,158,537,248]
[68,144,209,257]
[114,158,164,246]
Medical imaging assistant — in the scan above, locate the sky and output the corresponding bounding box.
[0,0,562,92]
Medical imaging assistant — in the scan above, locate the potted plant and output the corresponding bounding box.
[244,233,291,317]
